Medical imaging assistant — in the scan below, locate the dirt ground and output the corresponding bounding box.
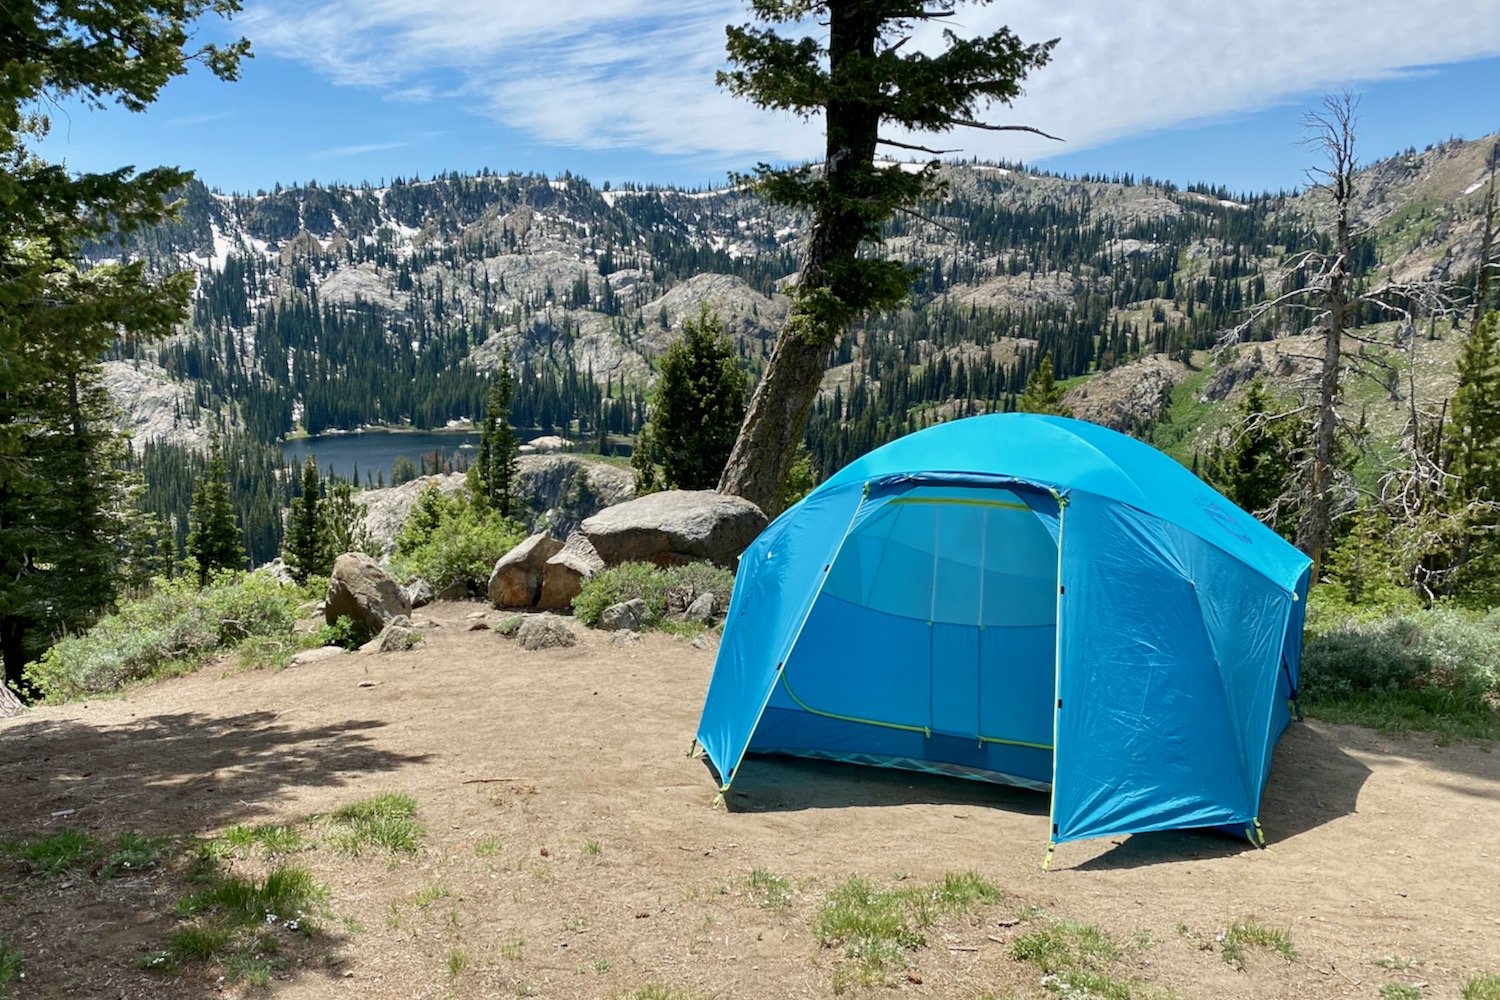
[2,600,1497,999]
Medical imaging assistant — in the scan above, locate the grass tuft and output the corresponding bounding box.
[0,942,23,998]
[327,792,423,855]
[3,829,100,876]
[1381,985,1422,1000]
[1464,974,1500,1000]
[217,823,306,857]
[746,868,793,910]
[1220,920,1296,970]
[1012,920,1120,974]
[813,872,1001,988]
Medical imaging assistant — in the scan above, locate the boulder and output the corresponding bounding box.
[685,592,718,624]
[405,577,434,609]
[582,490,766,569]
[599,598,648,632]
[289,646,347,668]
[435,580,470,602]
[325,553,411,633]
[539,532,605,610]
[378,624,423,653]
[516,613,577,650]
[487,532,564,608]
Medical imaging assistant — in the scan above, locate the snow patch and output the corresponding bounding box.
[1464,175,1492,196]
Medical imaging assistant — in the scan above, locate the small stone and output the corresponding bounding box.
[404,577,434,609]
[378,625,422,653]
[690,635,714,651]
[467,620,492,631]
[516,613,577,650]
[289,646,346,667]
[611,629,642,646]
[598,598,648,632]
[685,592,717,623]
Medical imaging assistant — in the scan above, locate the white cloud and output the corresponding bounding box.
[309,140,411,160]
[243,0,1500,167]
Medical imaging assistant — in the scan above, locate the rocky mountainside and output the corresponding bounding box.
[102,133,1498,475]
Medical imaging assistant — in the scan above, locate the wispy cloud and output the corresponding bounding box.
[168,111,234,127]
[244,0,1500,167]
[309,140,412,160]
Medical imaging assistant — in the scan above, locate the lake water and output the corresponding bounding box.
[281,429,482,485]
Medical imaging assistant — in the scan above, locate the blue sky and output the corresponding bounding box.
[35,1,1500,197]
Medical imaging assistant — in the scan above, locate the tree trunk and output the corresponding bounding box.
[718,1,880,516]
[1297,95,1357,581]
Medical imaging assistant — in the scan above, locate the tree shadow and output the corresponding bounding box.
[1071,723,1373,871]
[1,709,430,836]
[716,753,1050,817]
[0,709,429,997]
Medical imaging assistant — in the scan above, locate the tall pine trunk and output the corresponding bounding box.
[718,2,880,516]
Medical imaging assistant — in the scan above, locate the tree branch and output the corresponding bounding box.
[943,118,1064,142]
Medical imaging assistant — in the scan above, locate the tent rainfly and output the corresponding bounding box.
[696,414,1312,860]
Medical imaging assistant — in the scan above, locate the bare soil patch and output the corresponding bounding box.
[2,600,1497,999]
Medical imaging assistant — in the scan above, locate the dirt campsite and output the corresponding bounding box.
[2,599,1498,1000]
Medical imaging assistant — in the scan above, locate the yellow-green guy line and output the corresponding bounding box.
[887,496,1032,512]
[780,673,1055,750]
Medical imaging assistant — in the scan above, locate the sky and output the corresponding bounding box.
[34,1,1500,198]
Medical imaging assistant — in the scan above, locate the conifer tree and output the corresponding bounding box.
[1449,309,1500,601]
[1209,377,1304,537]
[283,458,325,584]
[469,344,520,516]
[0,1,246,684]
[1016,353,1072,416]
[187,436,246,583]
[649,309,748,489]
[715,0,1056,513]
[322,477,373,560]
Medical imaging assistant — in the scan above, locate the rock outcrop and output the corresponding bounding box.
[581,491,767,569]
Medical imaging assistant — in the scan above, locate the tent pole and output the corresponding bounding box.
[1045,492,1068,862]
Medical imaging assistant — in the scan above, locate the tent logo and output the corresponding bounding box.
[1197,497,1254,545]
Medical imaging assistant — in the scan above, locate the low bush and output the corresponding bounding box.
[393,496,524,595]
[1300,589,1500,740]
[572,561,735,628]
[24,572,300,704]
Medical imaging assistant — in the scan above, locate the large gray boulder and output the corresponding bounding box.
[539,532,605,610]
[582,491,767,568]
[325,553,411,633]
[487,532,564,608]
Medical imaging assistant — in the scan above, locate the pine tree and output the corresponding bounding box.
[469,343,520,516]
[1016,353,1072,417]
[1208,377,1303,537]
[649,309,748,489]
[715,0,1055,513]
[283,457,325,584]
[322,477,373,560]
[0,1,246,686]
[186,436,246,583]
[1449,309,1500,602]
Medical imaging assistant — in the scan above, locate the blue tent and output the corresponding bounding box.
[696,414,1311,852]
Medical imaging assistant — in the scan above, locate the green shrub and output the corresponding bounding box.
[1302,603,1500,700]
[573,561,735,627]
[573,562,672,626]
[393,498,524,595]
[24,573,301,703]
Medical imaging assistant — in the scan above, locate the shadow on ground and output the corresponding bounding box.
[715,722,1379,872]
[1071,722,1373,871]
[0,710,430,836]
[719,753,1050,817]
